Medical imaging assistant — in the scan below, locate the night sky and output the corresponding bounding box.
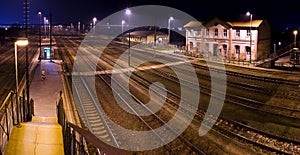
[0,0,300,29]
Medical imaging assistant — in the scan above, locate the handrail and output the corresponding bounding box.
[0,91,14,111]
[67,122,129,155]
[57,96,130,155]
[0,90,33,154]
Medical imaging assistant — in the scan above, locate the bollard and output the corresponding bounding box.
[15,90,20,126]
[30,99,34,116]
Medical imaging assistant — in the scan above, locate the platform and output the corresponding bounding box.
[4,60,64,155]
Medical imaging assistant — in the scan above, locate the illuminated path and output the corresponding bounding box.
[4,60,64,155]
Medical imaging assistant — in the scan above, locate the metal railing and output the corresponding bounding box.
[0,90,34,154]
[57,95,129,155]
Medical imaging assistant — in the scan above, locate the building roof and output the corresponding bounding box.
[203,17,232,29]
[184,18,265,30]
[124,30,167,37]
[184,21,203,28]
[228,20,263,28]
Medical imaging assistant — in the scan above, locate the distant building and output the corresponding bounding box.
[123,30,169,45]
[184,17,271,61]
[40,38,56,59]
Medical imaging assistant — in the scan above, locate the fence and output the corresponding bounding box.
[0,90,33,154]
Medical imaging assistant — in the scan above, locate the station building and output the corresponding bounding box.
[123,30,169,45]
[40,38,56,59]
[184,17,271,61]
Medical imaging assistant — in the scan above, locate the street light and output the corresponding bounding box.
[93,17,97,33]
[293,30,298,47]
[14,39,29,93]
[38,11,42,60]
[121,20,125,37]
[168,17,174,44]
[125,8,131,66]
[45,19,49,38]
[246,11,252,64]
[43,17,47,36]
[14,38,29,124]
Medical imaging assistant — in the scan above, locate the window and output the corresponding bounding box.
[206,29,209,37]
[190,42,194,50]
[197,31,201,36]
[236,30,240,37]
[246,30,250,37]
[235,45,240,54]
[223,44,227,56]
[246,46,250,55]
[205,43,209,52]
[223,29,227,37]
[158,37,163,43]
[214,29,218,37]
[197,42,201,50]
[191,29,194,37]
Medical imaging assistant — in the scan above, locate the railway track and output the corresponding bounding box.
[81,44,206,154]
[192,62,300,86]
[72,75,120,147]
[95,41,300,121]
[0,42,37,103]
[97,42,300,154]
[153,66,300,119]
[128,64,300,154]
[57,36,300,154]
[59,36,206,153]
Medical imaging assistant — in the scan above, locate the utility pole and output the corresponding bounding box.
[38,11,42,61]
[50,12,52,62]
[24,0,31,121]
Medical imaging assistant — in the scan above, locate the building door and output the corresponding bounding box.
[246,46,250,61]
[223,45,227,58]
[190,42,194,50]
[44,47,51,59]
[213,44,218,56]
[235,45,240,60]
[197,42,201,53]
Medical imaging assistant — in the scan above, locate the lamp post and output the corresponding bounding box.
[121,20,125,37]
[293,30,298,47]
[168,17,174,44]
[93,17,97,33]
[46,19,49,38]
[125,8,131,66]
[43,17,46,36]
[14,38,29,124]
[78,21,81,33]
[246,11,252,64]
[38,11,42,60]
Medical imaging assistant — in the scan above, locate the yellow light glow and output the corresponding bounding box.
[15,40,29,46]
[293,30,298,35]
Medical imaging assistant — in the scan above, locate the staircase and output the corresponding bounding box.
[4,116,64,155]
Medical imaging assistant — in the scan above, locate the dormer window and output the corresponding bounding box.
[206,29,209,37]
[247,29,250,37]
[236,30,240,37]
[223,29,227,37]
[214,29,218,37]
